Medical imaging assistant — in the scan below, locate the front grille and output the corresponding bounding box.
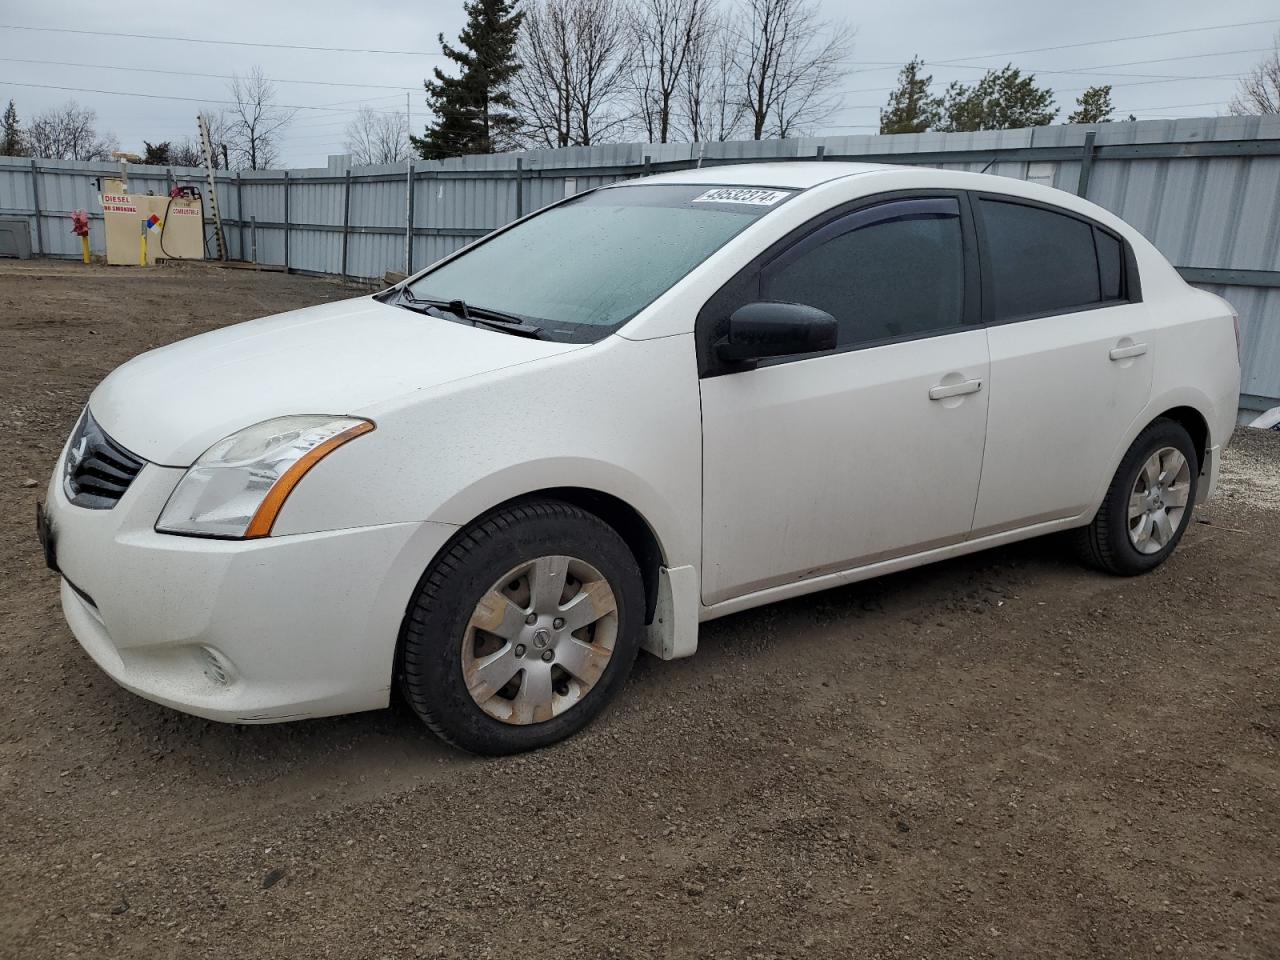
[63,410,147,509]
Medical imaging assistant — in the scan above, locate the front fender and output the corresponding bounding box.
[429,457,693,569]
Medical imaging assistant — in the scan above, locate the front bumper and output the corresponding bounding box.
[42,448,457,723]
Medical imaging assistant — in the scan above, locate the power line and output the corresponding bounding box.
[7,16,1275,72]
[0,23,448,57]
[843,20,1280,74]
[0,78,411,116]
[837,67,1246,101]
[1111,99,1235,111]
[0,56,420,92]
[830,44,1264,113]
[5,46,1257,104]
[928,17,1280,64]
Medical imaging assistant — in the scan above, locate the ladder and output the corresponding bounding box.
[196,113,228,261]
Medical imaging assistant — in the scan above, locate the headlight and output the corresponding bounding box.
[156,415,374,538]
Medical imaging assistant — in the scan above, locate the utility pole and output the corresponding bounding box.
[405,91,413,276]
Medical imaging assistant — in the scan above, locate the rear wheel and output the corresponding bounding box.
[398,500,644,755]
[1075,418,1199,576]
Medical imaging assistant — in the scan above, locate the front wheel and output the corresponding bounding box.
[1075,418,1199,576]
[398,500,644,755]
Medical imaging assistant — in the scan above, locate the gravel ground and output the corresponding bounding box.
[1,261,1277,960]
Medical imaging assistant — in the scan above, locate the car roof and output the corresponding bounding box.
[613,161,1141,235]
[620,161,891,190]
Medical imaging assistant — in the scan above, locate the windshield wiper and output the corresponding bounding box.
[397,290,544,339]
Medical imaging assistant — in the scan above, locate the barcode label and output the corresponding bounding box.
[691,188,791,206]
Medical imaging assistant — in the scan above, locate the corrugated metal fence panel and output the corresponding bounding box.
[286,172,343,276]
[1197,283,1280,409]
[237,172,286,267]
[4,116,1280,407]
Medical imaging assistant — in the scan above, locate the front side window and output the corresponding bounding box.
[979,199,1105,321]
[762,197,966,349]
[405,183,792,341]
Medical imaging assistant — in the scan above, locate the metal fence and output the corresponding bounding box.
[2,114,1279,415]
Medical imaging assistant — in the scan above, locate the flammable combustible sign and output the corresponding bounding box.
[170,206,201,216]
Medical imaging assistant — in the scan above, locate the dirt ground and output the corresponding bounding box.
[1,260,1277,960]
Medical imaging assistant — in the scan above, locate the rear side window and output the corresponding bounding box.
[762,198,966,348]
[979,199,1102,321]
[1095,229,1124,300]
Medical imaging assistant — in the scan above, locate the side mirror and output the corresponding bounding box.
[716,301,838,365]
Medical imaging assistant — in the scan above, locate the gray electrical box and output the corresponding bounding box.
[0,218,33,259]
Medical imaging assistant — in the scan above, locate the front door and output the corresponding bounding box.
[699,196,991,606]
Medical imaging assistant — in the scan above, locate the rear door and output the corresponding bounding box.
[971,195,1155,534]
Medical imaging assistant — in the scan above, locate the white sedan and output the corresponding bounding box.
[39,162,1241,754]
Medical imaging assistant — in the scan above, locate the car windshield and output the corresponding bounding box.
[403,183,794,341]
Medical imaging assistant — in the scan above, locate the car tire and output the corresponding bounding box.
[398,499,644,755]
[1074,418,1200,576]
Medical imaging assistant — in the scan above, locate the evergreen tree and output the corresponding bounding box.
[940,65,1057,132]
[1067,85,1114,124]
[1,99,26,156]
[143,140,173,164]
[879,57,942,134]
[412,0,525,159]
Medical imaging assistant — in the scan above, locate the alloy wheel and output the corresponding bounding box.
[1127,445,1192,555]
[461,555,619,724]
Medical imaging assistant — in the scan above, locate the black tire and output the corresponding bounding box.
[1074,418,1199,576]
[398,499,644,755]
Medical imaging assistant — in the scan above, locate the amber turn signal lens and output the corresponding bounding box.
[244,420,375,538]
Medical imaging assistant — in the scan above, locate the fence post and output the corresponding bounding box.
[250,216,258,267]
[405,162,415,275]
[340,169,352,279]
[643,155,652,178]
[283,171,290,272]
[816,144,826,160]
[515,158,524,219]
[1077,131,1097,197]
[235,173,245,260]
[28,159,44,256]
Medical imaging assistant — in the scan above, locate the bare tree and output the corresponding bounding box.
[734,0,852,140]
[201,110,234,169]
[681,10,747,142]
[512,0,633,148]
[25,101,118,161]
[226,66,294,169]
[629,0,711,143]
[344,106,410,165]
[1229,32,1280,115]
[169,138,206,168]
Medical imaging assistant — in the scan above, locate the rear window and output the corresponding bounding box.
[979,199,1102,321]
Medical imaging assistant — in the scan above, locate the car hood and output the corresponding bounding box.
[89,295,582,466]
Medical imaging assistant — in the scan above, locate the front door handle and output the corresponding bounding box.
[1109,342,1148,361]
[928,378,983,401]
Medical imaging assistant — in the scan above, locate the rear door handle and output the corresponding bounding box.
[1109,342,1148,361]
[928,378,983,401]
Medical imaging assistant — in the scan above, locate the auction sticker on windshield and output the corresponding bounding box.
[691,188,791,206]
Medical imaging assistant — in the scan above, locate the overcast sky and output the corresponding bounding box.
[1,0,1276,167]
